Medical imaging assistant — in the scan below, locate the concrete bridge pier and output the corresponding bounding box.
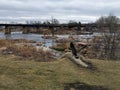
[22,26,30,34]
[5,26,11,34]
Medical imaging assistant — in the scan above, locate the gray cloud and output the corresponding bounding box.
[0,0,120,23]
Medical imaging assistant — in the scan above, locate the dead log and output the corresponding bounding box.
[60,52,89,68]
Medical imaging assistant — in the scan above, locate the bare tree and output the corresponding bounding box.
[96,15,120,60]
[51,18,59,25]
[68,20,78,27]
[51,17,59,37]
[43,20,51,25]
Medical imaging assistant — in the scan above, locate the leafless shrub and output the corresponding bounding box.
[96,15,120,60]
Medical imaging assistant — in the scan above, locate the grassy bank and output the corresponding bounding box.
[0,55,120,90]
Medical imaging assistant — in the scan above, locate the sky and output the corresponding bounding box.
[0,0,120,23]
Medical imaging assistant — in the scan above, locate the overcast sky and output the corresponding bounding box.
[0,0,120,23]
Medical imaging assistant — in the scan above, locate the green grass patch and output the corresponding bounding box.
[0,55,120,90]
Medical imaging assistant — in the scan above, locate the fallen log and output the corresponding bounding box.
[60,52,89,68]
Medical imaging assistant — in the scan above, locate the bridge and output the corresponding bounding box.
[0,23,98,34]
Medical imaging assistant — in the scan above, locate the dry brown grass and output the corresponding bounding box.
[0,55,120,90]
[6,45,56,62]
[0,39,56,62]
[51,43,70,51]
[0,39,36,47]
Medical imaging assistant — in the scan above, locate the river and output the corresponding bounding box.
[0,32,96,47]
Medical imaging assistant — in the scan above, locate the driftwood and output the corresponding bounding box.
[59,42,89,68]
[59,42,96,69]
[60,52,89,68]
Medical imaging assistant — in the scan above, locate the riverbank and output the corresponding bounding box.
[0,39,57,61]
[0,55,120,90]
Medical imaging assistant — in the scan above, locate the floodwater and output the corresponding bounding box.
[0,32,54,47]
[0,32,96,58]
[0,31,95,47]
